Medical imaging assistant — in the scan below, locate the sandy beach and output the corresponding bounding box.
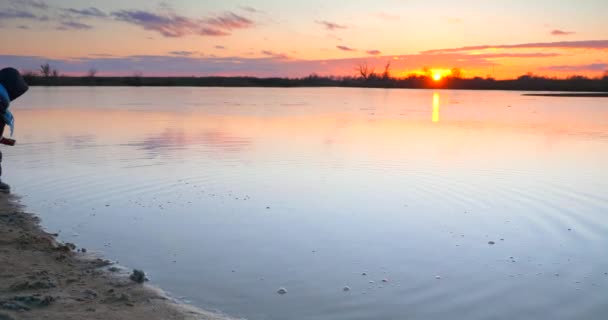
[0,194,230,320]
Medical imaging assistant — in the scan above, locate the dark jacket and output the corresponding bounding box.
[0,68,28,135]
[0,68,28,111]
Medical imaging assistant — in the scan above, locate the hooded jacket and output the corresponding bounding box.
[0,68,29,104]
[0,68,29,136]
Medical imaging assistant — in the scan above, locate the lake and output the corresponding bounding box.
[6,87,608,320]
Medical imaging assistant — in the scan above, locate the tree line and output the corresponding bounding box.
[20,63,608,92]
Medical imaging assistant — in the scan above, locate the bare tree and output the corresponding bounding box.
[51,69,59,78]
[356,62,375,80]
[87,68,98,78]
[450,67,463,79]
[131,71,143,86]
[382,61,392,80]
[356,63,369,80]
[40,63,51,78]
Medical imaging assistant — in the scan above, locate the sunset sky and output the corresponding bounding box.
[1,0,607,79]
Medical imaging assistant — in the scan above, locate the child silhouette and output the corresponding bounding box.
[0,68,29,192]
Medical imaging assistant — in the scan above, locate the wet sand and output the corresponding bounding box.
[0,194,230,320]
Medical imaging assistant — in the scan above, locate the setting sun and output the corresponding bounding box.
[432,73,442,81]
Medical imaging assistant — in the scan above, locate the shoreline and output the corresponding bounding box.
[0,194,231,320]
[522,92,608,97]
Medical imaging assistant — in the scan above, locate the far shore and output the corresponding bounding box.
[0,194,231,320]
[22,74,608,92]
[522,93,608,97]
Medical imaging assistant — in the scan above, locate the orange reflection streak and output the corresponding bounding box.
[432,92,440,123]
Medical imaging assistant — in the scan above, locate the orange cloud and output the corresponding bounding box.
[551,29,575,36]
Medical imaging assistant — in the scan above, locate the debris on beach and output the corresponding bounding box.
[277,287,287,295]
[0,295,54,311]
[103,292,132,305]
[9,279,56,291]
[55,242,76,252]
[488,241,495,245]
[436,276,441,280]
[129,269,147,283]
[82,289,98,300]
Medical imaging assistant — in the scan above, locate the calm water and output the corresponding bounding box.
[6,87,608,320]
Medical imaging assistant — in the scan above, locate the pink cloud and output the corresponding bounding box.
[316,20,347,30]
[261,50,289,59]
[200,27,230,36]
[543,63,607,72]
[422,40,608,54]
[337,45,356,52]
[204,12,254,30]
[111,10,253,37]
[551,29,575,36]
[1,50,556,78]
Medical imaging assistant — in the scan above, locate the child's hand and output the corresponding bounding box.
[0,137,15,146]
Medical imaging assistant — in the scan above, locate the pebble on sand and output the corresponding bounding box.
[436,276,441,280]
[343,286,351,292]
[382,279,389,283]
[488,241,495,245]
[361,272,367,276]
[277,287,287,295]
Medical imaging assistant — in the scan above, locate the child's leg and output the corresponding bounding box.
[0,149,8,192]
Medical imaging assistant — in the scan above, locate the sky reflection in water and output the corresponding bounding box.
[5,87,608,320]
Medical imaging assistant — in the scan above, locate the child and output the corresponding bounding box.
[0,68,29,193]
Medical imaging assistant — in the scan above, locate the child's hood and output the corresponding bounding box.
[0,68,28,102]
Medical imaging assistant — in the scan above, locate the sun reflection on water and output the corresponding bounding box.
[432,92,440,123]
